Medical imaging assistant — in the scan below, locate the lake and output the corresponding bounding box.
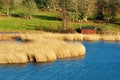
[0,41,120,80]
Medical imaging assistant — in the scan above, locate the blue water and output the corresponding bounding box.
[0,41,120,80]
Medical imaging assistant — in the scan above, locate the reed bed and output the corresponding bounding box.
[24,37,85,62]
[83,34,101,41]
[0,33,20,41]
[101,33,120,41]
[21,32,120,41]
[39,33,84,41]
[0,35,86,64]
[0,32,120,42]
[1,32,120,64]
[0,43,28,64]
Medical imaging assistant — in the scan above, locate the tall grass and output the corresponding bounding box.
[0,33,86,64]
[21,32,120,41]
[1,32,120,42]
[0,43,28,64]
[1,32,120,64]
[83,34,101,41]
[101,33,120,41]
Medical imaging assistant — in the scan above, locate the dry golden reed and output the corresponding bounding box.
[0,33,20,41]
[101,33,120,41]
[21,32,120,41]
[0,43,28,64]
[1,32,120,64]
[0,34,86,64]
[83,34,101,41]
[1,32,120,41]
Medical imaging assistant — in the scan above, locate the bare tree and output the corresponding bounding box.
[59,0,68,30]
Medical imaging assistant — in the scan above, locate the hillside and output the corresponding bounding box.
[0,11,120,33]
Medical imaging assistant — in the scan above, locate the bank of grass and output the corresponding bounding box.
[1,32,120,64]
[1,32,120,43]
[0,34,86,64]
[71,21,120,32]
[0,11,120,32]
[0,16,61,31]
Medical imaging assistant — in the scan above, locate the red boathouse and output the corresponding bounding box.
[80,26,96,34]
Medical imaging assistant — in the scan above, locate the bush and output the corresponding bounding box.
[75,28,81,33]
[97,27,103,34]
[11,13,25,18]
[60,29,76,33]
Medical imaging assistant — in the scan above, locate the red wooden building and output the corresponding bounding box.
[80,26,96,34]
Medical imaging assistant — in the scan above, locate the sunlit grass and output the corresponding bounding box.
[0,16,61,30]
[0,11,119,32]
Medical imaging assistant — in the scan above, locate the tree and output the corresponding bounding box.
[35,0,47,9]
[65,0,79,22]
[106,0,120,21]
[78,0,96,21]
[96,0,120,21]
[64,0,96,22]
[0,0,10,16]
[0,0,24,16]
[10,0,23,14]
[22,0,37,19]
[47,0,59,11]
[59,0,68,30]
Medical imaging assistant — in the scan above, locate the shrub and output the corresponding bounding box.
[60,29,76,33]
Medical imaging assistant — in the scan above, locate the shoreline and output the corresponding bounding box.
[0,32,120,64]
[0,32,120,42]
[0,34,86,64]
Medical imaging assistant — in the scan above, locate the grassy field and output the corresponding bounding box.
[0,11,120,32]
[0,11,61,31]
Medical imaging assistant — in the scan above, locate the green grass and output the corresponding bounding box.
[71,21,120,32]
[0,11,120,32]
[0,12,61,31]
